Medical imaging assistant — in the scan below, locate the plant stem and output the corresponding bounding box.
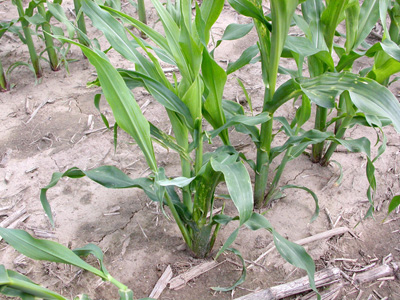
[0,59,9,92]
[320,92,353,166]
[15,0,42,78]
[164,191,192,249]
[137,0,147,25]
[38,4,60,71]
[73,0,89,47]
[311,106,327,162]
[254,148,270,208]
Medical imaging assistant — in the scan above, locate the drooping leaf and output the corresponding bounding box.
[0,229,106,279]
[211,158,253,225]
[54,37,157,172]
[388,195,400,215]
[40,166,157,225]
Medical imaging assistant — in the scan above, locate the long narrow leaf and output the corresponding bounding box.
[55,37,157,171]
[0,229,105,279]
[40,166,157,225]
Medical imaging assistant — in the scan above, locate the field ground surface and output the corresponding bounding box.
[1,1,400,299]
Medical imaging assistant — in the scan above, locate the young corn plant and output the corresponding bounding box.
[37,2,61,71]
[38,0,318,291]
[0,57,9,92]
[286,0,400,215]
[0,227,153,300]
[227,0,400,208]
[12,0,43,78]
[1,20,38,90]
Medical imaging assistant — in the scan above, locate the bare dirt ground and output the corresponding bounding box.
[1,1,400,299]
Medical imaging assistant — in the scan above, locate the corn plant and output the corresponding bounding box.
[38,0,318,291]
[12,0,43,78]
[0,227,153,300]
[226,0,400,208]
[36,2,61,71]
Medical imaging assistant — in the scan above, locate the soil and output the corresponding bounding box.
[1,1,400,300]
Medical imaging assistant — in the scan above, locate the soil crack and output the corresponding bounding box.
[96,205,145,244]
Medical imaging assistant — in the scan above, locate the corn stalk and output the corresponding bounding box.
[13,0,42,78]
[37,3,60,71]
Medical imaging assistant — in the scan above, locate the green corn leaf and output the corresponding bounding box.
[268,73,400,132]
[353,0,379,49]
[280,185,319,222]
[300,0,326,50]
[94,94,110,129]
[269,0,299,90]
[149,122,191,162]
[55,37,157,171]
[202,50,229,144]
[0,266,67,300]
[211,158,253,225]
[228,0,271,31]
[100,5,170,53]
[226,44,259,74]
[245,213,317,293]
[201,0,225,45]
[388,195,400,215]
[157,176,195,187]
[46,2,82,40]
[344,0,359,52]
[150,0,191,80]
[0,229,105,279]
[81,0,164,83]
[118,289,134,300]
[118,69,194,130]
[336,137,371,157]
[215,22,254,48]
[211,248,246,292]
[366,157,376,190]
[208,112,270,139]
[24,13,46,26]
[285,36,334,69]
[73,243,109,276]
[222,23,254,41]
[40,166,157,225]
[237,78,253,113]
[321,0,348,51]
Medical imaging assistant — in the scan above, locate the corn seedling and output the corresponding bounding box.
[0,58,8,92]
[38,0,318,292]
[0,227,154,300]
[1,19,38,90]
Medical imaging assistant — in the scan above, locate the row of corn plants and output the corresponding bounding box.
[225,0,400,210]
[0,0,145,91]
[1,0,400,299]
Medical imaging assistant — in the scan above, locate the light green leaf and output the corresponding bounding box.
[157,176,195,187]
[56,37,157,171]
[388,195,400,215]
[202,50,229,144]
[40,166,157,225]
[227,44,259,74]
[221,23,254,41]
[211,159,253,225]
[0,229,105,279]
